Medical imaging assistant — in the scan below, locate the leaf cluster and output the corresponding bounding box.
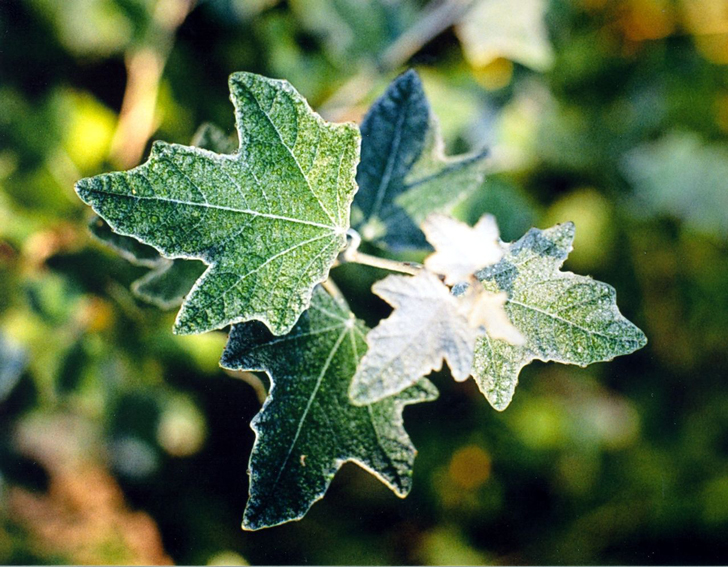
[77,70,646,530]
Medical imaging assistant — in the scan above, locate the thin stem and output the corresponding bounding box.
[321,278,347,303]
[223,369,267,405]
[318,0,476,121]
[346,250,422,276]
[110,0,196,168]
[379,0,475,70]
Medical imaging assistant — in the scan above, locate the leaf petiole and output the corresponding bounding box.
[342,228,422,276]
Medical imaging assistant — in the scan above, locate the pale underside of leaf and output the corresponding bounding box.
[459,288,525,347]
[422,213,503,284]
[472,222,647,410]
[350,271,477,405]
[220,287,437,530]
[353,69,488,250]
[76,72,360,336]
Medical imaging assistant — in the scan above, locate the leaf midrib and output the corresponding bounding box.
[508,298,628,343]
[267,323,349,493]
[84,188,338,231]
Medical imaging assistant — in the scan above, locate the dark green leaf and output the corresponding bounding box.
[220,287,437,530]
[353,70,488,249]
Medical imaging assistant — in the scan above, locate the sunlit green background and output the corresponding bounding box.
[2,0,728,564]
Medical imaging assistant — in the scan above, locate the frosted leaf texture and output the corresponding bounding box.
[472,222,647,411]
[422,213,503,284]
[456,0,554,71]
[76,72,360,336]
[350,271,478,405]
[87,124,231,310]
[220,287,438,530]
[353,70,489,249]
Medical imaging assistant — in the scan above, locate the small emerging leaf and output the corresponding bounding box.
[190,122,238,155]
[472,223,647,410]
[76,72,360,336]
[221,287,437,530]
[422,213,503,284]
[353,70,488,249]
[350,271,477,405]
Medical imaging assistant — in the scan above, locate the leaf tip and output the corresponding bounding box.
[488,396,512,412]
[74,175,96,203]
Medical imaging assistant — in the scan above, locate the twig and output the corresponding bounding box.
[346,250,422,276]
[321,278,347,303]
[379,0,475,70]
[318,0,476,121]
[109,0,196,168]
[340,228,421,275]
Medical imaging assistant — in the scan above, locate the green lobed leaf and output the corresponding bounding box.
[89,124,234,310]
[349,271,477,405]
[290,0,414,64]
[353,70,489,250]
[220,287,438,530]
[472,222,647,410]
[76,72,360,336]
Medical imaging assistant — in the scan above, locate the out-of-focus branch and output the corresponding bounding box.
[223,369,268,405]
[319,0,476,121]
[109,0,196,169]
[379,0,474,70]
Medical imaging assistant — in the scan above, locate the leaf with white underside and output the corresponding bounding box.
[349,271,477,405]
[88,215,163,269]
[76,72,360,336]
[353,70,489,249]
[220,287,437,530]
[457,286,525,346]
[472,222,647,411]
[422,213,503,285]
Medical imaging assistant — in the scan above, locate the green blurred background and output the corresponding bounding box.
[1,0,728,564]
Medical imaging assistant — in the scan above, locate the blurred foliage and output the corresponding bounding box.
[1,0,728,564]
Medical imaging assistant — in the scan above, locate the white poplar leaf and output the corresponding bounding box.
[422,213,503,284]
